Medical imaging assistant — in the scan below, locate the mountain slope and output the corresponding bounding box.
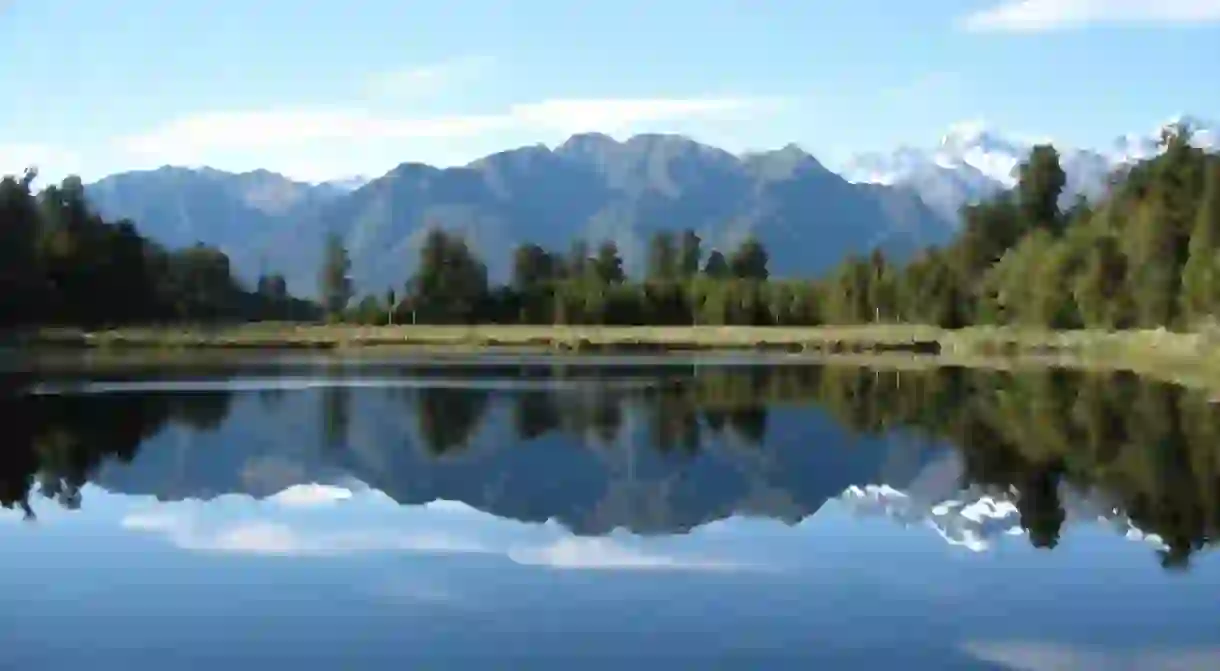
[85,134,951,295]
[85,166,349,277]
[842,115,1219,224]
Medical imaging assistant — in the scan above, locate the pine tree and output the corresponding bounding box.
[1180,162,1220,326]
[678,229,702,277]
[703,250,730,278]
[592,240,624,284]
[318,231,353,320]
[646,231,678,281]
[728,237,769,280]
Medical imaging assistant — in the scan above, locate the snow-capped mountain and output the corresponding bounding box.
[835,447,1174,554]
[840,115,1219,224]
[839,482,1173,554]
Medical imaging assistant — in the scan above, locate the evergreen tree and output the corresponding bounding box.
[1073,229,1130,329]
[729,237,769,280]
[592,240,625,284]
[512,243,556,291]
[646,231,679,281]
[703,250,730,278]
[407,229,489,323]
[319,231,353,320]
[678,229,702,277]
[1180,163,1220,325]
[1017,145,1067,234]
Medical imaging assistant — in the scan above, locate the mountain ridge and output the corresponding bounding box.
[841,114,1219,222]
[84,132,948,294]
[77,115,1216,296]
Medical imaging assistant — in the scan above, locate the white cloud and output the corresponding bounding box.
[119,506,754,571]
[118,108,511,157]
[122,513,491,557]
[112,96,779,180]
[266,484,354,508]
[960,0,1220,31]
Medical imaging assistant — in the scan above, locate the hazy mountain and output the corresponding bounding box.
[85,166,348,266]
[842,115,1219,224]
[83,118,1216,296]
[84,134,950,295]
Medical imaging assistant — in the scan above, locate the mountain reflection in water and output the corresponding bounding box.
[2,359,1219,670]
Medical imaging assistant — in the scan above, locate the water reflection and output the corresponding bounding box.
[4,361,1220,668]
[3,362,1218,569]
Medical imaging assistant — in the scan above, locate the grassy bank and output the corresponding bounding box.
[12,322,1220,363]
[12,322,1220,393]
[27,323,948,353]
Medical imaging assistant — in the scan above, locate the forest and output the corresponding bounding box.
[2,124,1217,331]
[328,124,1220,330]
[0,171,317,327]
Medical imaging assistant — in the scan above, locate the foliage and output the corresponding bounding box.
[318,231,353,320]
[0,172,319,327]
[332,126,1219,331]
[6,124,1219,331]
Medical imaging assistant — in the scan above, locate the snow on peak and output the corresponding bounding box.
[939,120,998,148]
[838,482,1172,554]
[839,114,1217,225]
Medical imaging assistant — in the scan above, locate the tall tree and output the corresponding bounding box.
[729,237,769,280]
[592,240,625,284]
[512,243,556,291]
[1017,145,1068,234]
[407,228,489,323]
[646,231,679,281]
[679,229,702,277]
[1180,162,1220,325]
[703,250,730,278]
[0,170,44,325]
[319,231,353,320]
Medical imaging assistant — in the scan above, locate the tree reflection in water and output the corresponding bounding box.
[2,363,1217,570]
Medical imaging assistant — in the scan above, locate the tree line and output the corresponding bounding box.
[0,170,318,328]
[325,124,1220,330]
[4,364,1217,569]
[5,123,1215,331]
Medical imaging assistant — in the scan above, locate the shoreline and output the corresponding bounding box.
[8,323,1220,390]
[15,323,1215,354]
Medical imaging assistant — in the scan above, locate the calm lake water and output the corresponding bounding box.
[3,354,1219,670]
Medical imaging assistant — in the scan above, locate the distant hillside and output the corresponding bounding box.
[85,134,952,295]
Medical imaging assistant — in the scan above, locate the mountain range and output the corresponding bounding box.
[80,116,1217,296]
[841,114,1218,221]
[83,385,1170,555]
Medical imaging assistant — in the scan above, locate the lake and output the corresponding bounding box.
[2,354,1219,670]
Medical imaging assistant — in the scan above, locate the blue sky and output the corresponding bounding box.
[1,0,1218,182]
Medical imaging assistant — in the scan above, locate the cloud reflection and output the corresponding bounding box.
[118,486,757,572]
[508,537,747,571]
[266,484,354,508]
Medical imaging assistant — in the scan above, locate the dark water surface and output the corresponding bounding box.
[3,355,1219,670]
